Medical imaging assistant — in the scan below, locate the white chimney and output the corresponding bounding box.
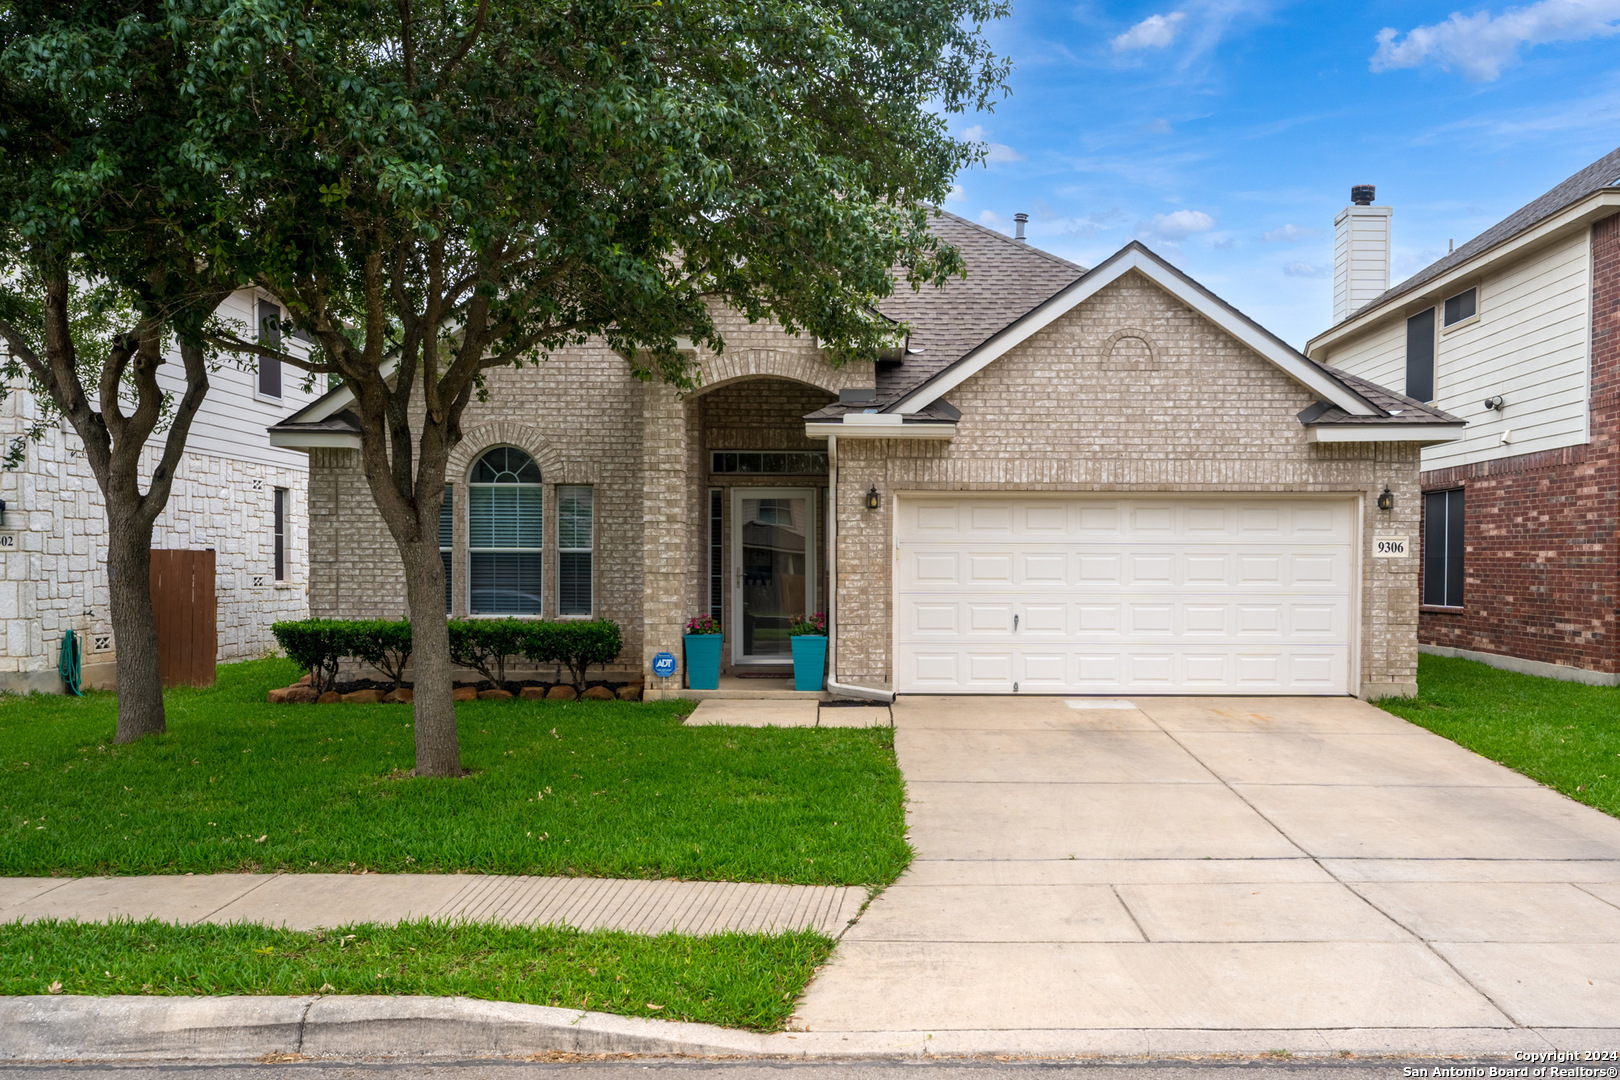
[1333,184,1392,323]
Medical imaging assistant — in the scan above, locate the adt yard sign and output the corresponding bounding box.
[651,652,678,679]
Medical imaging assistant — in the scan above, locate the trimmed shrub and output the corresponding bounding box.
[273,616,625,696]
[525,618,623,692]
[347,619,413,691]
[447,618,531,689]
[270,619,353,694]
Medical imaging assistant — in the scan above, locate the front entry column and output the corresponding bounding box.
[642,381,690,698]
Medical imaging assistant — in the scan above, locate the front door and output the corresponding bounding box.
[731,488,817,664]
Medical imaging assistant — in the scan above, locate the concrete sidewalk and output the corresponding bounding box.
[0,873,866,936]
[792,695,1620,1048]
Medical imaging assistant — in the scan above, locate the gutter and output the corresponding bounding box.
[823,434,896,704]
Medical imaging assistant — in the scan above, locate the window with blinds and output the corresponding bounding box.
[438,484,453,613]
[558,486,593,615]
[468,448,542,614]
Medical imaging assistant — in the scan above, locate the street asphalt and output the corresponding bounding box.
[0,1059,1552,1079]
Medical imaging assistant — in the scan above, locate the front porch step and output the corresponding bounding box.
[647,670,829,701]
[648,686,831,701]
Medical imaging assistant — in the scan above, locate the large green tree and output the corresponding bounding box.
[186,0,1007,775]
[0,0,249,741]
[207,0,1010,776]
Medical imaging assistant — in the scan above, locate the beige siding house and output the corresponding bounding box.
[273,213,1460,700]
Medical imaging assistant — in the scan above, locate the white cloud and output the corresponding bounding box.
[1141,209,1216,241]
[960,124,1025,164]
[1283,261,1329,279]
[1145,118,1174,134]
[1113,11,1187,51]
[1262,223,1323,243]
[1211,235,1237,250]
[1371,0,1620,81]
[978,209,1011,232]
[945,184,967,204]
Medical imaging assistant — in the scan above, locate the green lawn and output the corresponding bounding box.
[1380,653,1620,817]
[0,658,909,885]
[0,918,830,1030]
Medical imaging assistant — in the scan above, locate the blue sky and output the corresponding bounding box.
[948,0,1620,347]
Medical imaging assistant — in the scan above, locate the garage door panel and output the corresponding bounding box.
[895,496,1354,695]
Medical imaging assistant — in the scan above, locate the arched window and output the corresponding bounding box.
[468,447,543,614]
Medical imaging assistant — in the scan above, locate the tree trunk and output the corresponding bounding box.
[401,536,459,776]
[106,503,165,743]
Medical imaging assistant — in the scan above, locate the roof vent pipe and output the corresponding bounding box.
[1350,184,1376,206]
[1013,212,1028,242]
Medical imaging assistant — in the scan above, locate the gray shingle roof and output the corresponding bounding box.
[1301,368,1463,427]
[1347,143,1620,322]
[875,210,1086,400]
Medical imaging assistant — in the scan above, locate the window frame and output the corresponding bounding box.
[1422,488,1466,609]
[1405,306,1437,404]
[255,299,284,403]
[466,446,545,616]
[557,484,594,617]
[1442,286,1479,330]
[272,487,287,582]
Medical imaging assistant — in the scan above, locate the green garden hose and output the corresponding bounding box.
[59,628,82,696]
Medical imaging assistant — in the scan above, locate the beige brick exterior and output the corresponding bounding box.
[305,270,1423,698]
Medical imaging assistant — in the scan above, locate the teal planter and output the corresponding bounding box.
[683,634,722,690]
[791,635,828,692]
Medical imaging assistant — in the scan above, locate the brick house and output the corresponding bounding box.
[1308,149,1620,687]
[273,212,1458,700]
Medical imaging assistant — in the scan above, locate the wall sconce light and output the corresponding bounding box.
[864,486,881,511]
[0,498,6,526]
[1377,486,1395,511]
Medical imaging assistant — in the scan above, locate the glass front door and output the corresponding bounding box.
[731,488,816,663]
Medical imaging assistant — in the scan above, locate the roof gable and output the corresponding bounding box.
[888,241,1378,418]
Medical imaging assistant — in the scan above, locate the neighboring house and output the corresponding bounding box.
[0,289,319,692]
[1307,148,1620,686]
[273,211,1459,700]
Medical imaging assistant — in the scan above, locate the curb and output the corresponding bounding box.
[2,997,1613,1062]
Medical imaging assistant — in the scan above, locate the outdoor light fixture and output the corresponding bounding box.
[0,498,6,526]
[1377,487,1395,511]
[865,486,881,511]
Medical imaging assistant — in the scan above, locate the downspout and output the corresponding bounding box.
[824,433,896,703]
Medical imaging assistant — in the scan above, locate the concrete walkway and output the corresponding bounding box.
[0,873,866,936]
[792,695,1620,1047]
[683,700,893,727]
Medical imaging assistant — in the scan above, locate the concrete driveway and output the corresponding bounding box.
[792,695,1620,1054]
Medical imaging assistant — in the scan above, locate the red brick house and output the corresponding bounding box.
[1308,150,1620,685]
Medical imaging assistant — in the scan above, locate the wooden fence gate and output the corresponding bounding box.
[150,549,217,687]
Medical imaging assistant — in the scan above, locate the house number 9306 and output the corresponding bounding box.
[1373,536,1409,558]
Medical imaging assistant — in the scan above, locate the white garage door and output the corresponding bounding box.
[895,496,1355,695]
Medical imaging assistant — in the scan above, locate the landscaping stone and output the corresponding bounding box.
[582,686,615,701]
[266,687,290,704]
[295,674,312,687]
[316,691,342,704]
[616,685,642,701]
[452,686,478,702]
[546,685,577,701]
[478,689,514,701]
[342,689,386,704]
[520,687,548,701]
[284,686,319,704]
[382,688,413,704]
